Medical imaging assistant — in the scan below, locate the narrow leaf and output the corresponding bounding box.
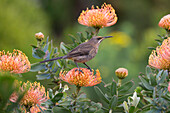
[156,70,163,80]
[60,42,68,54]
[149,73,157,86]
[110,80,117,96]
[94,86,109,103]
[30,44,38,48]
[139,76,153,90]
[36,73,51,80]
[129,106,135,113]
[158,70,168,84]
[118,93,132,103]
[109,95,118,109]
[94,109,104,113]
[34,48,46,58]
[51,93,63,103]
[148,47,155,50]
[30,63,46,72]
[145,65,152,79]
[118,80,134,93]
[52,107,71,113]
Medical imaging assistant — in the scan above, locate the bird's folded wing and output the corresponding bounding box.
[66,44,94,58]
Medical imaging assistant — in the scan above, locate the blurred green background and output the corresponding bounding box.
[0,0,169,101]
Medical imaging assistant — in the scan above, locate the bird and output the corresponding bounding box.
[40,36,113,72]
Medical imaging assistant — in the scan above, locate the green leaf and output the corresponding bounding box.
[110,80,117,96]
[146,65,152,79]
[30,44,38,48]
[52,107,71,113]
[109,95,118,109]
[51,93,63,103]
[68,34,77,43]
[129,106,135,113]
[89,106,97,113]
[155,39,162,42]
[94,109,104,113]
[148,47,155,50]
[33,48,46,58]
[0,74,16,109]
[149,73,157,86]
[53,47,58,54]
[30,63,46,72]
[158,70,168,84]
[118,93,132,103]
[36,73,51,80]
[143,97,152,103]
[48,89,53,99]
[77,93,87,99]
[118,80,134,93]
[139,76,153,90]
[77,32,86,42]
[88,102,103,113]
[145,108,159,113]
[68,34,79,47]
[86,31,93,40]
[94,86,109,103]
[91,102,103,109]
[156,70,163,80]
[60,42,68,54]
[162,95,170,101]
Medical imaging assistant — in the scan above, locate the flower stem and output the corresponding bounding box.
[118,79,122,87]
[94,27,100,36]
[37,41,41,48]
[73,86,81,111]
[75,86,81,97]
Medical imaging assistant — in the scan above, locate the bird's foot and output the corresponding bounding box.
[88,68,93,75]
[88,68,92,72]
[75,69,84,74]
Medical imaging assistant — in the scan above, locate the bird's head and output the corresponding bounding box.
[89,36,113,45]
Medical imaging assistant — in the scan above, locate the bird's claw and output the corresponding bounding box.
[88,68,92,72]
[75,69,84,74]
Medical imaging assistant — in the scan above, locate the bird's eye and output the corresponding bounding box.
[97,37,101,40]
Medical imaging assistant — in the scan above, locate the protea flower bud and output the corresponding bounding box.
[35,32,44,41]
[115,68,128,79]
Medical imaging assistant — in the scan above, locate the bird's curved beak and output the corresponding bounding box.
[103,36,113,38]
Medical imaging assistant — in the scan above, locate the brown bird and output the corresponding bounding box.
[40,36,113,71]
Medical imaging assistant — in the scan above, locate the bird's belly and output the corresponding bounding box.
[72,55,95,63]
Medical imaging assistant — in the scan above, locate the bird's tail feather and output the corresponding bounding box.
[40,56,64,63]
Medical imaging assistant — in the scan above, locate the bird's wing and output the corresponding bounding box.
[66,43,94,58]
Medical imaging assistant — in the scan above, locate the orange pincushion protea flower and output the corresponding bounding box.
[60,68,102,87]
[10,81,49,113]
[149,37,170,70]
[78,3,117,29]
[158,14,170,30]
[0,49,30,73]
[20,81,49,107]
